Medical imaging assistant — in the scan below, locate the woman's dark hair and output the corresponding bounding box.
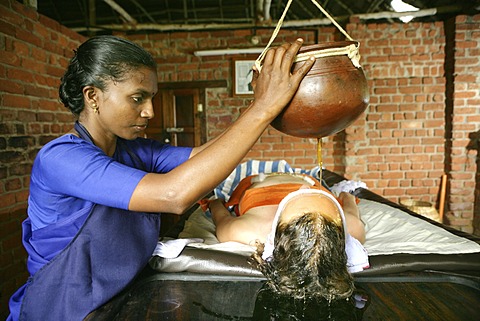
[59,35,157,115]
[251,212,354,301]
[252,286,367,321]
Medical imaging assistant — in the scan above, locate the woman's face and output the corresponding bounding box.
[94,67,158,140]
[279,194,342,226]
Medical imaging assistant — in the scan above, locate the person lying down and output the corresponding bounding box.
[203,172,369,301]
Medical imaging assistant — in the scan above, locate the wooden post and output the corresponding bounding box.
[438,174,447,223]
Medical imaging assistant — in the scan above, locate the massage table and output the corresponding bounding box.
[85,166,480,320]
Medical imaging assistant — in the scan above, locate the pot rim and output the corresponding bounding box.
[298,41,359,54]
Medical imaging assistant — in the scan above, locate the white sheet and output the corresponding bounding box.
[360,199,480,255]
[177,199,480,256]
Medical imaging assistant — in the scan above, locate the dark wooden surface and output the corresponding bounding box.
[357,276,480,320]
[85,169,480,320]
[86,269,480,320]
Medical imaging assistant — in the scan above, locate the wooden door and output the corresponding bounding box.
[145,88,204,236]
[146,88,203,148]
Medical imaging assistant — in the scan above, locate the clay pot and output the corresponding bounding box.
[271,41,369,138]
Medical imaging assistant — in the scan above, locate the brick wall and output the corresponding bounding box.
[449,15,480,232]
[0,0,84,317]
[132,15,478,231]
[346,20,448,203]
[0,0,479,317]
[127,18,479,233]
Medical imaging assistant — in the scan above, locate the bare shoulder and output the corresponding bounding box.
[216,206,276,245]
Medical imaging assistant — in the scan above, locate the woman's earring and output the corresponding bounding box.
[91,103,99,114]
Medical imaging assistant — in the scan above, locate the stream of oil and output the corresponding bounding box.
[317,137,323,182]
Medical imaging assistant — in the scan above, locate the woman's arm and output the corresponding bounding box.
[129,39,315,214]
[210,199,237,242]
[338,192,366,244]
[210,199,250,244]
[210,199,262,244]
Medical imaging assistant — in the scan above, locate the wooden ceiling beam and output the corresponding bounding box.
[88,0,96,27]
[71,5,465,33]
[129,0,156,23]
[103,0,136,24]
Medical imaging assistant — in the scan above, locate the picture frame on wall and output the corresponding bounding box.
[233,59,256,96]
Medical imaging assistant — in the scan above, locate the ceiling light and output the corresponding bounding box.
[391,0,419,23]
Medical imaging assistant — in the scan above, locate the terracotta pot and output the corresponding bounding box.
[271,41,369,138]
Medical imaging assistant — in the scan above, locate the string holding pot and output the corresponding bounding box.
[255,0,369,138]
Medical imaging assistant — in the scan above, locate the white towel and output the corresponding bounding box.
[330,180,368,196]
[345,233,370,272]
[152,238,204,259]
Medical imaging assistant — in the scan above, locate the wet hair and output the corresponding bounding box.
[251,212,354,301]
[252,286,367,321]
[59,35,157,115]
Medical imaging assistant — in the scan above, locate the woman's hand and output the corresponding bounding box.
[338,191,357,204]
[250,38,315,119]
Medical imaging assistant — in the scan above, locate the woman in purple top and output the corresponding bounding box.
[7,35,315,321]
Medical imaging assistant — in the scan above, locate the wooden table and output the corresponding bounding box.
[86,269,480,320]
[86,169,480,320]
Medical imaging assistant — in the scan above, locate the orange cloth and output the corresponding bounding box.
[224,174,331,216]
